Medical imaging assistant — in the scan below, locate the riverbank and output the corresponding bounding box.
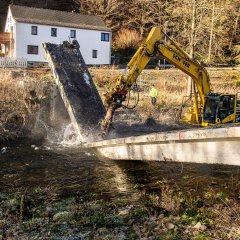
[1,142,240,239]
[0,67,239,143]
[1,67,240,239]
[0,69,54,144]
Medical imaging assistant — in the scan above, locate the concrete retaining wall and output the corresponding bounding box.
[86,126,240,166]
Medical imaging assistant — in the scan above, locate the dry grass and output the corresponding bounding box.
[1,67,239,140]
[113,28,142,51]
[0,72,25,123]
[90,67,120,89]
[92,68,240,110]
[90,67,240,128]
[0,69,53,139]
[212,202,240,239]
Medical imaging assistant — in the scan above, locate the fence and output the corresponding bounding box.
[0,57,28,68]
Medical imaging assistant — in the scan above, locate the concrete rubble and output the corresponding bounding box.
[43,41,106,142]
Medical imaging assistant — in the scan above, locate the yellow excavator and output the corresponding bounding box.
[101,26,240,134]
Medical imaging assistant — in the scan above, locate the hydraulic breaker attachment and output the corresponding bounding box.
[101,103,117,136]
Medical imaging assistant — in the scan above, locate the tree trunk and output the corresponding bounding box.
[207,0,215,63]
[229,5,240,50]
[187,0,196,96]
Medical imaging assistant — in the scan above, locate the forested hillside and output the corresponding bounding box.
[1,0,240,63]
[74,0,240,64]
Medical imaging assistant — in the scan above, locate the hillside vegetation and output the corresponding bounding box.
[1,0,239,64]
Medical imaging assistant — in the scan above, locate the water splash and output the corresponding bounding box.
[33,106,103,146]
[60,123,81,146]
[34,114,81,146]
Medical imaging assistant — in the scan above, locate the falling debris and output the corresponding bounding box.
[43,40,106,142]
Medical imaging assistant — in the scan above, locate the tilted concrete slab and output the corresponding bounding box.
[86,126,240,166]
[43,42,106,142]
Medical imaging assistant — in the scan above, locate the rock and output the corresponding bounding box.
[98,227,107,234]
[1,147,7,154]
[118,205,133,216]
[53,211,72,222]
[117,231,127,240]
[166,222,175,230]
[194,222,206,231]
[193,230,200,236]
[194,222,202,229]
[118,209,130,216]
[46,207,53,215]
[200,225,207,231]
[149,216,157,222]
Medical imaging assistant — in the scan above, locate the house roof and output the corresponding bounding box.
[9,5,111,32]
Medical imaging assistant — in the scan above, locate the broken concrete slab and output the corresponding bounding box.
[43,41,106,142]
[86,125,240,165]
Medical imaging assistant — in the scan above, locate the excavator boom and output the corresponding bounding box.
[101,26,239,135]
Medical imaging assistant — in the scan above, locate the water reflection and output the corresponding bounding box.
[1,141,240,201]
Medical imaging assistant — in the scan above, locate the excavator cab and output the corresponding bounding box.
[203,93,237,125]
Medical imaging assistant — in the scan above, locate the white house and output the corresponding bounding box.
[1,5,112,65]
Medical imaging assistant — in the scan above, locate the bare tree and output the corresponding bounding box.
[229,3,240,50]
[207,0,215,62]
[72,0,240,64]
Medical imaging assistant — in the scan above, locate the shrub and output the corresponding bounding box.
[113,29,142,51]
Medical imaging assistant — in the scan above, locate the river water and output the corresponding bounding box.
[1,139,240,202]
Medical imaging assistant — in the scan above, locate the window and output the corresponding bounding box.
[101,32,109,42]
[27,45,38,55]
[31,26,38,35]
[70,30,76,38]
[51,28,57,37]
[92,50,98,58]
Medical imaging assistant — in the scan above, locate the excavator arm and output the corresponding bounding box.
[101,27,164,134]
[101,26,214,135]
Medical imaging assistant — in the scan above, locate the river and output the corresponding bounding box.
[1,139,240,239]
[1,139,239,201]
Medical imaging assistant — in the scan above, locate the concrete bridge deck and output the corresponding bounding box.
[86,125,240,166]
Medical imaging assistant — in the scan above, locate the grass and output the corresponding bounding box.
[92,68,240,107]
[0,69,54,142]
[0,187,219,239]
[1,67,240,239]
[1,67,239,142]
[90,67,240,128]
